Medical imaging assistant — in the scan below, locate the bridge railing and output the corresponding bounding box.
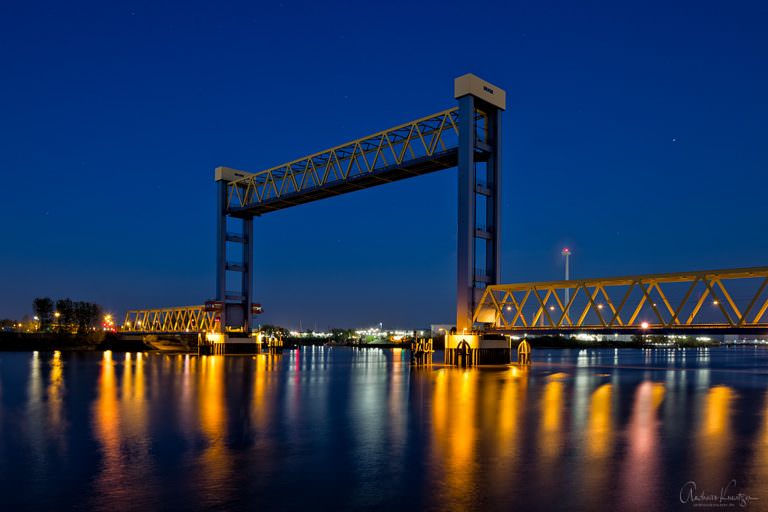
[474,267,768,332]
[122,306,218,333]
[225,107,463,212]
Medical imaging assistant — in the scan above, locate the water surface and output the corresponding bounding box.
[1,347,767,511]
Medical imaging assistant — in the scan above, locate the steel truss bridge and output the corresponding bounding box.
[209,73,504,333]
[474,267,768,334]
[122,74,765,338]
[122,306,216,334]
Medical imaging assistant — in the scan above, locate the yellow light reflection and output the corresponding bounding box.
[431,369,479,509]
[586,384,613,458]
[92,350,154,506]
[92,350,122,496]
[252,354,270,429]
[489,365,527,494]
[694,385,735,492]
[580,383,614,510]
[196,355,233,506]
[47,351,65,438]
[539,379,564,459]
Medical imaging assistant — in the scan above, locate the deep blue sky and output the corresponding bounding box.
[1,0,766,328]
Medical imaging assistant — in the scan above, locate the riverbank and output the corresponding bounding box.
[0,332,152,352]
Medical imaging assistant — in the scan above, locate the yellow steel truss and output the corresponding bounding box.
[122,306,218,333]
[474,267,768,331]
[226,107,462,209]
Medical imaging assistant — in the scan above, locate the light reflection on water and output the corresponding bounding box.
[0,347,767,511]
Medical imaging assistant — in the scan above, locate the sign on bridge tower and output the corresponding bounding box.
[213,74,505,333]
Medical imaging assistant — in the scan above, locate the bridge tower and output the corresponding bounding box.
[214,166,254,332]
[454,74,505,331]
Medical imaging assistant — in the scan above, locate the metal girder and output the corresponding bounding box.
[223,108,464,216]
[122,306,218,334]
[474,267,768,333]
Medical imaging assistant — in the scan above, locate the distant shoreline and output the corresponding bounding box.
[1,332,764,353]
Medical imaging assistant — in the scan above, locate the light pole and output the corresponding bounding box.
[561,248,572,307]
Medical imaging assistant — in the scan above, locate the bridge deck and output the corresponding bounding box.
[228,149,461,216]
[222,107,490,217]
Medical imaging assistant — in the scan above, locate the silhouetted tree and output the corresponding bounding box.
[32,297,54,330]
[55,298,75,330]
[74,301,102,333]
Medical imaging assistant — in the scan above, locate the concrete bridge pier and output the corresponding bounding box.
[445,334,511,366]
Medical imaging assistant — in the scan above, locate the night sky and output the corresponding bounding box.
[1,0,766,329]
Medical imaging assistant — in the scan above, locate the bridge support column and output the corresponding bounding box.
[215,167,254,333]
[455,74,505,331]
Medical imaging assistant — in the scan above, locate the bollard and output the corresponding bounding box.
[517,339,531,365]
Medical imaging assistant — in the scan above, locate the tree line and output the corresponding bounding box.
[32,297,103,333]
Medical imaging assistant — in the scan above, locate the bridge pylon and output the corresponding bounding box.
[214,166,254,332]
[455,74,505,331]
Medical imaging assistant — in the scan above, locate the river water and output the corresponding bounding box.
[0,347,767,511]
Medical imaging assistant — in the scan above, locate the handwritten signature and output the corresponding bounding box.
[680,480,759,508]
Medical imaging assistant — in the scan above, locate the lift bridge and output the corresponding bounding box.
[122,74,768,339]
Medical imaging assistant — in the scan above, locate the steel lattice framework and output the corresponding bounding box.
[122,306,218,333]
[225,108,463,215]
[474,267,768,333]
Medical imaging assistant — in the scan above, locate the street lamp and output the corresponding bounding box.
[561,248,572,306]
[54,311,61,332]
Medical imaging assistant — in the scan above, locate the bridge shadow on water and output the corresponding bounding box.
[0,346,766,511]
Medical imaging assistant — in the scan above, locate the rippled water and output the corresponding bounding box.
[0,347,767,511]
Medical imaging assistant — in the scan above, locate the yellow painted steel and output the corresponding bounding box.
[122,306,218,333]
[474,266,768,331]
[225,108,461,209]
